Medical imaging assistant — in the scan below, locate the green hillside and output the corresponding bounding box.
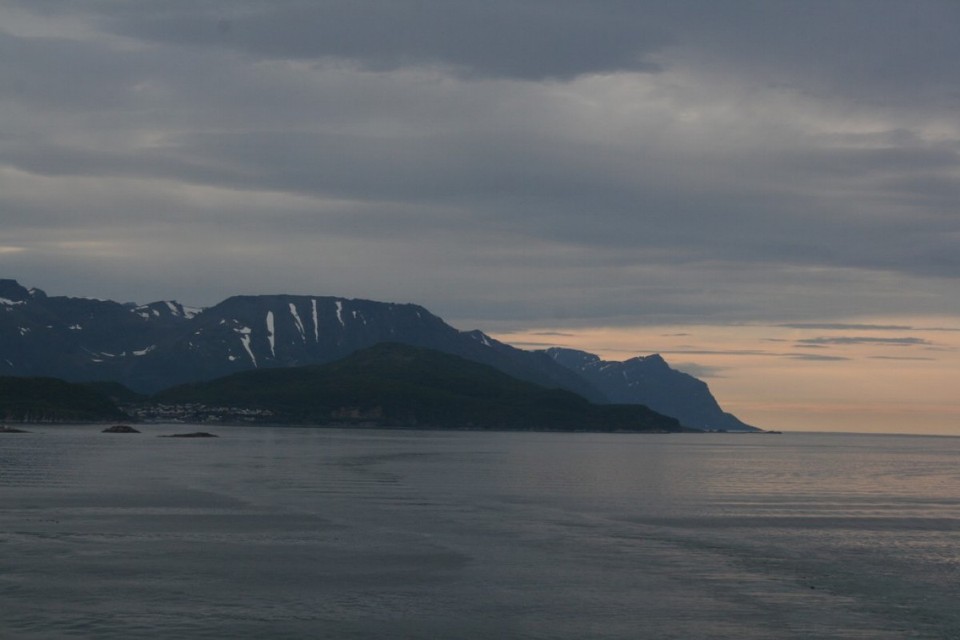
[0,376,128,423]
[154,342,684,432]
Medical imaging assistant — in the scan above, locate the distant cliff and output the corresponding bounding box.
[544,348,758,431]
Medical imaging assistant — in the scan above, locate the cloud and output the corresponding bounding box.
[780,322,960,332]
[660,349,773,357]
[100,0,669,81]
[796,337,933,347]
[530,331,577,337]
[786,354,851,362]
[672,362,727,378]
[2,1,960,328]
[779,323,916,331]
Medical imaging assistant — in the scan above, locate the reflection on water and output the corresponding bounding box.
[1,427,958,639]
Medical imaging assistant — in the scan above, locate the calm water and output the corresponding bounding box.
[1,426,958,639]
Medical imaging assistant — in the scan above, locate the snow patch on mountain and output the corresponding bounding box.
[469,331,493,347]
[289,303,306,342]
[235,326,257,367]
[266,311,276,357]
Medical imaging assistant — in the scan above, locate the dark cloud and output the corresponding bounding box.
[780,323,916,331]
[1,1,960,328]
[81,0,960,106]
[786,354,851,362]
[104,0,668,80]
[797,337,933,347]
[663,1,960,111]
[662,349,773,357]
[780,323,960,332]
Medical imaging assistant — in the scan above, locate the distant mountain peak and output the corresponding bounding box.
[463,329,498,348]
[543,347,758,431]
[0,279,33,304]
[545,347,602,368]
[625,353,668,369]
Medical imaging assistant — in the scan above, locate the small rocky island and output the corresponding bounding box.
[1,425,31,433]
[102,424,141,433]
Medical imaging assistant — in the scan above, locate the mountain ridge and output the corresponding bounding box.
[544,347,758,431]
[1,279,757,429]
[0,280,601,401]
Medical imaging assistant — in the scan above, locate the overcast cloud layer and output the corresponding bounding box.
[2,0,960,331]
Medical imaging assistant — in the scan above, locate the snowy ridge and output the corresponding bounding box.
[133,300,203,320]
[1,281,607,401]
[289,303,306,342]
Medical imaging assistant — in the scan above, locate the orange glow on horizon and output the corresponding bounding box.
[490,316,960,436]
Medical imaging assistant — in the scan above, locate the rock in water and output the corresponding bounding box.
[102,424,140,433]
[0,425,30,433]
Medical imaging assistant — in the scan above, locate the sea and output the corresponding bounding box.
[1,426,958,639]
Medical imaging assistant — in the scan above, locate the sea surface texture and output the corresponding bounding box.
[1,427,958,639]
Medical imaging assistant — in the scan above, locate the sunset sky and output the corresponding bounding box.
[2,2,959,434]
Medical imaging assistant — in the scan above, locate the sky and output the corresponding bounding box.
[2,1,959,434]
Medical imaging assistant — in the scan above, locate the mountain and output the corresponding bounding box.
[0,376,127,423]
[2,279,756,429]
[152,343,684,432]
[0,279,600,400]
[544,348,758,432]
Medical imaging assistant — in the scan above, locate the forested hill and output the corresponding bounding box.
[0,376,127,423]
[153,343,685,432]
